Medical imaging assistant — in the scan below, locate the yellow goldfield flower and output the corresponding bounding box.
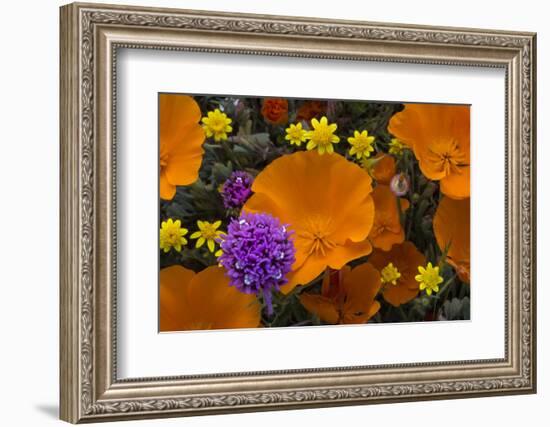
[388,138,406,155]
[190,220,225,253]
[159,218,188,253]
[285,122,307,146]
[305,116,340,155]
[347,130,375,159]
[201,109,233,142]
[380,262,401,285]
[415,262,444,295]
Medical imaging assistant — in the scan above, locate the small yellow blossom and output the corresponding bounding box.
[388,138,406,156]
[285,122,308,146]
[305,116,340,155]
[159,219,188,253]
[380,262,401,285]
[190,220,225,253]
[201,109,233,142]
[347,130,375,159]
[415,262,444,296]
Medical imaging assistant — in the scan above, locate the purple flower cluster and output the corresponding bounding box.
[218,212,296,315]
[221,171,253,210]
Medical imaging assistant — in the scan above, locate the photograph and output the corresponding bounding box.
[159,94,471,332]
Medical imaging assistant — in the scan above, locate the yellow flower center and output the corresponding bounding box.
[415,262,444,295]
[312,127,334,146]
[381,262,401,285]
[200,223,219,240]
[208,116,227,132]
[288,127,303,139]
[427,138,467,176]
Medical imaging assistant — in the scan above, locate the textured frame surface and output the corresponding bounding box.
[59,2,537,423]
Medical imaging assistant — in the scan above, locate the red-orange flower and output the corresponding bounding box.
[369,241,426,306]
[159,94,206,200]
[296,100,327,122]
[160,265,261,331]
[433,196,470,283]
[369,185,409,251]
[261,98,289,125]
[299,263,381,324]
[388,103,470,199]
[244,151,375,294]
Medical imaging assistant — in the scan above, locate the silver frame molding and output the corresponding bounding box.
[60,2,537,423]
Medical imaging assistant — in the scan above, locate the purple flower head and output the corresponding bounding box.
[218,212,296,315]
[221,171,254,210]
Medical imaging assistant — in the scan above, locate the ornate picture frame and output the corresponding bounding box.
[60,2,536,423]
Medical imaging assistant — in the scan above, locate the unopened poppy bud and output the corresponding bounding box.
[390,173,410,196]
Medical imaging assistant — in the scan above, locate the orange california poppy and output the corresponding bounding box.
[433,196,470,283]
[243,151,375,294]
[295,100,327,122]
[368,184,409,251]
[299,263,381,324]
[159,94,206,200]
[388,103,470,199]
[261,98,289,125]
[159,265,261,331]
[370,153,396,184]
[369,241,426,306]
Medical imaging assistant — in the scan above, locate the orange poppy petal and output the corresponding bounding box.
[299,294,339,324]
[342,263,381,322]
[186,266,261,330]
[159,94,202,151]
[245,151,373,237]
[159,94,205,194]
[160,266,261,331]
[371,154,396,184]
[281,253,327,294]
[369,185,406,251]
[370,230,405,252]
[159,265,196,331]
[433,196,470,280]
[163,124,206,186]
[439,166,470,200]
[383,284,419,307]
[160,169,176,201]
[447,258,470,283]
[326,239,373,270]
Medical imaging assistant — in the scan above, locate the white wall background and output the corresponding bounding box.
[0,0,545,425]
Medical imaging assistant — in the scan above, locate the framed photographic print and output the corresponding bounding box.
[60,2,537,423]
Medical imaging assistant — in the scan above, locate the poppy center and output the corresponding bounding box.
[370,217,399,238]
[427,138,467,176]
[310,231,336,256]
[299,218,336,257]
